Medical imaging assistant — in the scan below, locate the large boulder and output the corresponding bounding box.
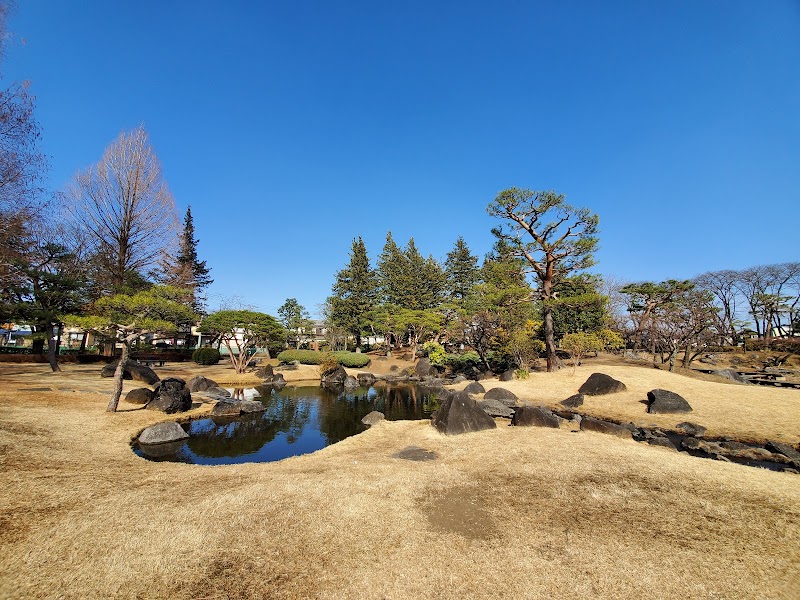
[646,389,692,414]
[147,378,192,413]
[560,393,584,409]
[712,368,750,384]
[321,365,348,386]
[432,391,497,435]
[580,416,633,439]
[499,370,515,382]
[478,398,515,418]
[210,400,241,417]
[512,406,561,428]
[138,422,189,445]
[101,360,160,385]
[483,387,519,406]
[205,386,231,399]
[186,375,219,393]
[239,399,267,413]
[463,381,485,395]
[415,358,437,377]
[254,364,274,379]
[578,373,627,396]
[343,376,359,390]
[124,387,154,405]
[676,421,706,437]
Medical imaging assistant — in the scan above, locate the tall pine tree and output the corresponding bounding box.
[331,237,376,348]
[159,206,212,312]
[444,236,479,302]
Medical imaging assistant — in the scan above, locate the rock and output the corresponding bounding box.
[271,376,287,390]
[357,373,377,387]
[499,370,514,382]
[186,375,219,393]
[343,376,359,390]
[321,365,348,386]
[432,391,497,435]
[124,387,154,404]
[699,354,719,365]
[765,440,800,463]
[137,439,185,458]
[389,365,400,372]
[415,358,437,377]
[711,368,750,384]
[676,422,706,437]
[647,437,677,450]
[580,416,633,439]
[101,360,160,385]
[254,364,274,379]
[392,446,438,461]
[138,422,189,445]
[646,389,692,414]
[206,386,231,398]
[560,393,584,409]
[147,378,192,413]
[361,411,385,426]
[239,399,266,413]
[478,398,515,418]
[463,381,485,395]
[578,373,627,395]
[452,374,467,384]
[512,405,560,428]
[477,370,493,381]
[211,400,242,417]
[483,388,518,406]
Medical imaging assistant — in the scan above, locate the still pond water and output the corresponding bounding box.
[134,382,443,465]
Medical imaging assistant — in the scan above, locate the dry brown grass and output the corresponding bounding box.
[1,362,799,599]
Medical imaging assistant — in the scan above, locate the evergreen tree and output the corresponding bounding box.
[376,231,406,307]
[444,236,479,302]
[159,206,213,312]
[277,297,312,348]
[331,237,377,348]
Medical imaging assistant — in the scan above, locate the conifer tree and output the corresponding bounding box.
[444,236,479,302]
[159,206,212,312]
[331,237,376,348]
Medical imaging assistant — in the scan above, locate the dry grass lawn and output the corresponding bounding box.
[1,360,799,599]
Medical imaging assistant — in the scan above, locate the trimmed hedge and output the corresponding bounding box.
[277,349,371,368]
[192,347,221,365]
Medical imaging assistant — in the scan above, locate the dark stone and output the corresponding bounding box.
[321,365,348,386]
[580,416,633,439]
[478,398,515,418]
[432,391,497,435]
[210,400,241,417]
[646,389,692,414]
[512,405,561,428]
[254,364,274,379]
[676,422,706,437]
[560,393,584,408]
[499,370,514,382]
[271,377,287,390]
[206,386,231,398]
[125,387,154,404]
[483,388,518,406]
[343,376,359,390]
[239,399,266,413]
[186,375,219,393]
[101,360,160,385]
[147,378,192,413]
[578,373,626,396]
[712,368,750,384]
[392,446,439,461]
[361,411,385,426]
[138,422,189,445]
[452,374,467,384]
[416,358,437,377]
[477,370,493,381]
[389,365,400,372]
[766,440,800,463]
[463,381,485,395]
[357,372,377,387]
[137,439,185,458]
[647,437,677,450]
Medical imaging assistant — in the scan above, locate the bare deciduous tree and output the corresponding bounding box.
[66,126,178,294]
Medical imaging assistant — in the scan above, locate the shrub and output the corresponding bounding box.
[318,352,339,376]
[560,332,603,371]
[276,349,371,368]
[487,350,515,373]
[445,351,482,374]
[514,368,529,380]
[421,341,446,367]
[597,329,625,352]
[192,347,221,365]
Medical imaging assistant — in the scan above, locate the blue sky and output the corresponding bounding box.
[5,1,799,317]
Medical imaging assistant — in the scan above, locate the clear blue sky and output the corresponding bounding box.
[5,1,799,317]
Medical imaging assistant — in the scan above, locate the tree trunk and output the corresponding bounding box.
[107,339,128,412]
[79,331,87,352]
[46,322,61,372]
[542,305,559,372]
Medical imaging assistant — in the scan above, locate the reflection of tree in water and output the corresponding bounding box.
[186,388,312,458]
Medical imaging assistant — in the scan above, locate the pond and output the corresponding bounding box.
[133,382,444,465]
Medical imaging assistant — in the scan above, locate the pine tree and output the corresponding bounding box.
[331,237,377,348]
[444,236,479,302]
[376,231,406,307]
[159,206,213,312]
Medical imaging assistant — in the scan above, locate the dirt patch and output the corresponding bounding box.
[421,486,497,540]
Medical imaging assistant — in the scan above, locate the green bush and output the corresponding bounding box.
[421,341,446,367]
[192,347,221,365]
[514,368,529,380]
[276,349,371,368]
[445,351,482,374]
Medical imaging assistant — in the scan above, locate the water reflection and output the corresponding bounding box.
[134,383,443,465]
